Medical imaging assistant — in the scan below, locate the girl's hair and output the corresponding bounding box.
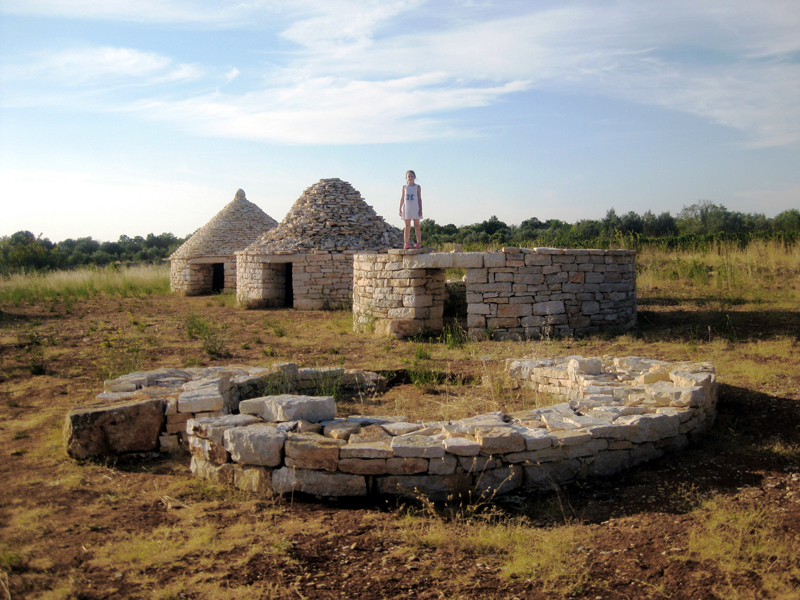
[406,170,416,178]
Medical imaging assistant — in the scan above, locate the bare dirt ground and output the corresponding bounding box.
[1,292,799,599]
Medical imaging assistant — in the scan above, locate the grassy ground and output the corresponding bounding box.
[1,243,799,599]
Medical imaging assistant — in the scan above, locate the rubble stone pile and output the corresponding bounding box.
[246,178,403,254]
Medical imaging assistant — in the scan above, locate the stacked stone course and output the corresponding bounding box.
[237,179,403,310]
[185,355,715,499]
[170,189,278,295]
[65,364,386,459]
[353,247,637,339]
[65,355,716,500]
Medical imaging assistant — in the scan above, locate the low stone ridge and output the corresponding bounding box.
[64,363,386,458]
[185,355,716,500]
[243,178,403,254]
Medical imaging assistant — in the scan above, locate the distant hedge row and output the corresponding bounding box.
[422,203,800,250]
[0,232,187,275]
[2,202,798,274]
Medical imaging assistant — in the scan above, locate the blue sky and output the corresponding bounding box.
[1,0,798,241]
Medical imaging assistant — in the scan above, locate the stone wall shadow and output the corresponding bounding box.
[636,307,800,341]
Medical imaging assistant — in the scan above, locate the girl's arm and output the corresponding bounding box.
[417,185,422,218]
[399,185,405,216]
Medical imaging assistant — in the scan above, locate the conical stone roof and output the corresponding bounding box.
[245,178,403,253]
[170,189,278,260]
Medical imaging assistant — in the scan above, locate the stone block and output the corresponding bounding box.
[616,413,680,443]
[340,441,394,459]
[474,426,526,455]
[391,435,445,458]
[381,422,423,436]
[284,433,346,471]
[458,456,500,473]
[177,387,225,414]
[233,464,273,493]
[189,436,230,465]
[348,424,392,444]
[474,465,523,497]
[323,421,361,440]
[428,454,458,475]
[442,437,481,456]
[272,467,367,497]
[239,394,336,423]
[64,397,166,460]
[523,459,581,490]
[190,456,235,486]
[338,458,388,475]
[187,414,261,445]
[224,424,287,467]
[533,300,565,315]
[387,457,429,474]
[497,303,532,318]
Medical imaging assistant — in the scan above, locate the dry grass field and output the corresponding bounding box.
[1,242,799,599]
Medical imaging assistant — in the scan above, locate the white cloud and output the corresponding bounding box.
[0,0,245,24]
[2,1,799,147]
[127,74,528,144]
[2,47,202,85]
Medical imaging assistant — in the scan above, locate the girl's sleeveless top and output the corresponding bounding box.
[402,184,420,219]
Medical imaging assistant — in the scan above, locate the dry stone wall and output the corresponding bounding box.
[237,251,355,310]
[66,355,716,501]
[65,364,386,459]
[186,355,715,499]
[353,247,637,339]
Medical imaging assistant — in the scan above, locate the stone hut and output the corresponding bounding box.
[170,189,278,295]
[236,178,403,310]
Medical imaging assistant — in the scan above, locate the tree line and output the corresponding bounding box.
[2,201,798,274]
[422,202,800,249]
[0,232,187,275]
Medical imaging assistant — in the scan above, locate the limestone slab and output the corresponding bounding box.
[224,424,286,467]
[64,397,165,460]
[239,394,336,423]
[272,467,367,497]
[284,433,346,471]
[187,414,261,445]
[391,436,445,458]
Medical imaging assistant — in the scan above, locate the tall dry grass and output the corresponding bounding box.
[637,239,800,305]
[0,264,170,305]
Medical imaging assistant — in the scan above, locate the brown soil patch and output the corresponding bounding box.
[1,293,799,599]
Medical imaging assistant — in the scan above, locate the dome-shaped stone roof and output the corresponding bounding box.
[170,190,278,260]
[244,178,403,253]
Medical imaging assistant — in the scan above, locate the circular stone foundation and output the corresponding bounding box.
[65,356,716,502]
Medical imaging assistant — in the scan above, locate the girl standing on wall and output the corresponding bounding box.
[399,170,422,249]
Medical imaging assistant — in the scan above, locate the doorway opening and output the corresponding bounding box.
[283,263,293,308]
[212,263,225,293]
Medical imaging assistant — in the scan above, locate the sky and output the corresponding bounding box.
[1,0,799,242]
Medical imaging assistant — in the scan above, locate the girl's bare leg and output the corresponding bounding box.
[413,219,421,246]
[404,220,411,246]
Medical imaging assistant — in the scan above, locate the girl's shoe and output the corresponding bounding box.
[403,244,412,249]
[413,243,421,248]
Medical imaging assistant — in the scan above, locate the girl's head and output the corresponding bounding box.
[406,170,416,183]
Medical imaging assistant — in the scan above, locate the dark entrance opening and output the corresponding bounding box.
[212,263,225,293]
[284,263,293,308]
